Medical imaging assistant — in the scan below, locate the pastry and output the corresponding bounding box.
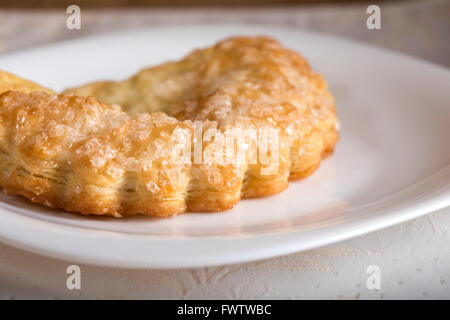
[0,37,339,217]
[0,70,53,95]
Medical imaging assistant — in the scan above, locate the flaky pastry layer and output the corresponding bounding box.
[0,37,339,217]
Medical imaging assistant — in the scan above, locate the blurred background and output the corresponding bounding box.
[0,0,449,67]
[0,0,415,7]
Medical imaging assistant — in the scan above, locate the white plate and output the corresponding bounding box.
[0,24,449,269]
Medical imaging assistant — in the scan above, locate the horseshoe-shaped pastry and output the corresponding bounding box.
[0,37,339,217]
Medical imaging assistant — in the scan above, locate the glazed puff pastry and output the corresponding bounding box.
[0,37,339,217]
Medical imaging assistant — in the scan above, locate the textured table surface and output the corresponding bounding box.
[0,0,449,299]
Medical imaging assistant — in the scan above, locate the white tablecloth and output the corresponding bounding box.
[0,0,449,299]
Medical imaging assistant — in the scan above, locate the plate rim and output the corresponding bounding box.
[0,166,448,268]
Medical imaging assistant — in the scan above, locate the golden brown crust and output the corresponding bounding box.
[1,36,339,217]
[0,70,54,95]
